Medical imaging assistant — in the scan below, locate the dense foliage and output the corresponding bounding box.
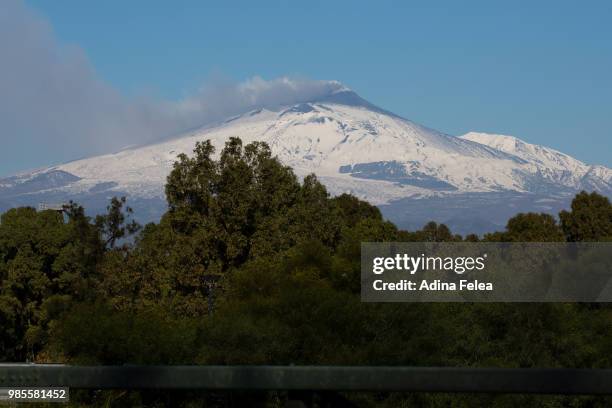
[1,137,611,407]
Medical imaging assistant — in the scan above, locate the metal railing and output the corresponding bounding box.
[1,365,612,395]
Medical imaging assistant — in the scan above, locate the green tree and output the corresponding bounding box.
[487,212,564,242]
[98,138,357,316]
[560,191,612,241]
[0,198,140,362]
[95,197,141,249]
[0,205,102,361]
[408,221,457,242]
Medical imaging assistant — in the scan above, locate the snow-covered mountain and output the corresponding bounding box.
[460,132,612,193]
[1,83,610,234]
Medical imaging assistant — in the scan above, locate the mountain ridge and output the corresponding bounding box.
[1,83,610,233]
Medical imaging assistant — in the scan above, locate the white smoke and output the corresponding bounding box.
[174,77,347,128]
[0,0,344,175]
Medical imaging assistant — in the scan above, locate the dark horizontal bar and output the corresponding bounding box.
[1,365,611,395]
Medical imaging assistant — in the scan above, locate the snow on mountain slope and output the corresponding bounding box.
[35,101,524,200]
[460,132,612,192]
[1,84,610,233]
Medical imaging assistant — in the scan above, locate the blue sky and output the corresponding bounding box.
[1,0,611,175]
